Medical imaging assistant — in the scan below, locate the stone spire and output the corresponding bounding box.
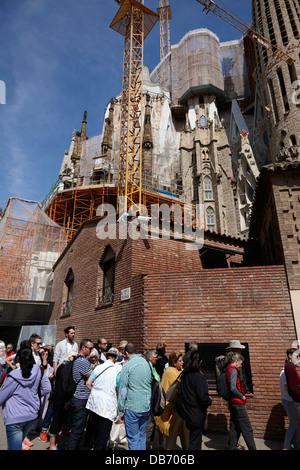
[71,111,88,185]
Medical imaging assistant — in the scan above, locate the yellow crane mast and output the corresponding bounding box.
[110,0,158,216]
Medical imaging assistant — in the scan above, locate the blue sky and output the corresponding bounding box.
[0,0,252,210]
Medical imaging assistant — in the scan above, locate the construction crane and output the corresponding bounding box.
[157,0,172,60]
[196,0,295,66]
[110,0,158,216]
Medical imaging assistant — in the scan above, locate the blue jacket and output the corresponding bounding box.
[0,364,51,425]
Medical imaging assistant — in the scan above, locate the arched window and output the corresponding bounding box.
[268,79,279,124]
[206,207,215,232]
[277,67,289,112]
[204,176,212,200]
[99,246,115,305]
[200,115,206,127]
[63,269,74,316]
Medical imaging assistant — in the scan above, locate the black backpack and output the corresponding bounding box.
[147,360,166,416]
[151,378,166,416]
[58,355,80,401]
[215,355,230,401]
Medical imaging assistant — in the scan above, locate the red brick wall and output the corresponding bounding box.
[143,265,296,439]
[50,220,202,349]
[50,220,296,439]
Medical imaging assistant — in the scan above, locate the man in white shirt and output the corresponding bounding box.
[53,326,78,374]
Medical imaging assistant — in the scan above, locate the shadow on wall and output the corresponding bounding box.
[264,402,286,441]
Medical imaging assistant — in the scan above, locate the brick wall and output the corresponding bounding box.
[50,219,203,348]
[143,265,296,440]
[50,219,296,439]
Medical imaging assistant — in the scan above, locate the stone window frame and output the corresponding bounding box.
[61,268,74,317]
[97,245,116,307]
[184,342,253,393]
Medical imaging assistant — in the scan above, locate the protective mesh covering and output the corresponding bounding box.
[0,198,67,301]
[220,38,249,99]
[151,29,224,104]
[151,29,251,104]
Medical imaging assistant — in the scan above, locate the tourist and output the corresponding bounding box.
[118,343,152,450]
[86,347,120,449]
[280,348,300,450]
[226,353,256,450]
[66,339,93,450]
[53,326,78,374]
[175,350,211,450]
[155,351,189,450]
[0,347,51,450]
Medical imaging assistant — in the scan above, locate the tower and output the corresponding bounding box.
[252,0,300,162]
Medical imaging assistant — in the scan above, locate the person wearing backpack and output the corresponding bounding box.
[48,350,78,450]
[226,353,256,450]
[66,339,93,450]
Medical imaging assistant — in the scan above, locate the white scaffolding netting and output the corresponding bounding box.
[151,29,249,103]
[151,29,224,104]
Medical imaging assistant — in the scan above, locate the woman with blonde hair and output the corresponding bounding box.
[154,351,189,450]
[87,348,100,370]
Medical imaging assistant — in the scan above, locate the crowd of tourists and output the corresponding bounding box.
[0,326,299,451]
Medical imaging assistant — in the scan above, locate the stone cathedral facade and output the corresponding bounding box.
[57,0,300,240]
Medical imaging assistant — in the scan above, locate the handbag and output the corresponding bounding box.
[165,372,182,403]
[108,416,128,449]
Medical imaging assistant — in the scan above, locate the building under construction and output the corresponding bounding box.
[41,27,260,241]
[0,0,299,326]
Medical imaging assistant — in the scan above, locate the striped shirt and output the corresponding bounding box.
[72,355,91,400]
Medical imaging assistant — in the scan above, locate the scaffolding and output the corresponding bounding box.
[0,198,67,301]
[110,0,159,215]
[44,185,118,242]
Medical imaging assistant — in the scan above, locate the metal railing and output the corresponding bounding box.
[62,299,72,316]
[98,285,114,306]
